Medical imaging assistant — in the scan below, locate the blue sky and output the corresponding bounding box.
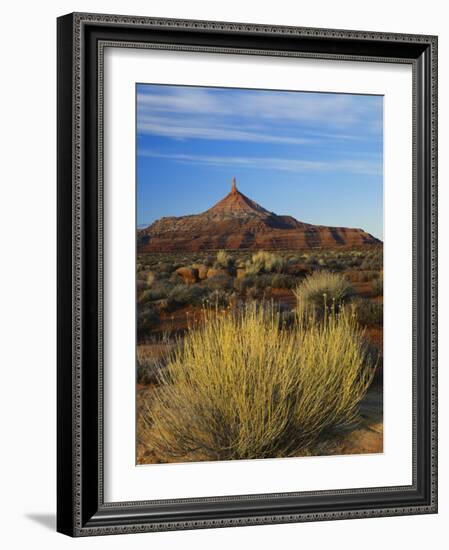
[136,84,383,239]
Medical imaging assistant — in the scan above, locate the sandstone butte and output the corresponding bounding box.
[137,178,382,253]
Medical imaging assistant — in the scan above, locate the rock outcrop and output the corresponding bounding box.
[175,267,199,284]
[138,178,381,253]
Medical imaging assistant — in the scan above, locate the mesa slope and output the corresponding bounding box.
[138,178,381,253]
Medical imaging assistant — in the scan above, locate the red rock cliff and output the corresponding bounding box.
[138,178,381,252]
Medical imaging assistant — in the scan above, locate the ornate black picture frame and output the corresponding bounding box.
[57,12,438,537]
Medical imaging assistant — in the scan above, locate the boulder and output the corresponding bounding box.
[175,266,199,284]
[192,263,209,280]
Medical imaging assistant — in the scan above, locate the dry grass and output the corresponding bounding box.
[214,250,234,270]
[294,270,352,316]
[139,302,374,462]
[245,251,286,274]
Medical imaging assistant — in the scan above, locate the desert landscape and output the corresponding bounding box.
[136,179,383,464]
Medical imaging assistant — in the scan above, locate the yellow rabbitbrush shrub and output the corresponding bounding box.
[140,303,374,462]
[245,250,286,274]
[294,270,352,317]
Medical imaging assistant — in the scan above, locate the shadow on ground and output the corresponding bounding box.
[25,513,56,531]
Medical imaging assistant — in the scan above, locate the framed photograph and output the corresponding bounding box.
[57,12,438,536]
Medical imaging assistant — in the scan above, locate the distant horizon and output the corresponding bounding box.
[137,84,383,240]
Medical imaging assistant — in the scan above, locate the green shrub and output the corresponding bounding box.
[207,289,230,307]
[139,280,174,302]
[360,248,383,271]
[233,272,296,295]
[158,261,176,273]
[304,254,318,267]
[353,298,383,326]
[167,284,208,309]
[233,274,257,294]
[137,306,160,340]
[169,271,183,284]
[203,274,233,291]
[348,257,363,268]
[269,274,297,289]
[140,303,374,461]
[287,254,301,265]
[324,258,343,271]
[233,275,268,297]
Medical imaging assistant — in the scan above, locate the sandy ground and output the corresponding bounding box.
[136,381,383,464]
[136,280,383,464]
[326,382,383,455]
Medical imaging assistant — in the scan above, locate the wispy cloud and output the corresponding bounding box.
[139,150,382,177]
[137,87,381,126]
[137,88,225,115]
[137,115,313,145]
[136,85,383,145]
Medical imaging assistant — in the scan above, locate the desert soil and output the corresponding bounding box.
[136,382,383,465]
